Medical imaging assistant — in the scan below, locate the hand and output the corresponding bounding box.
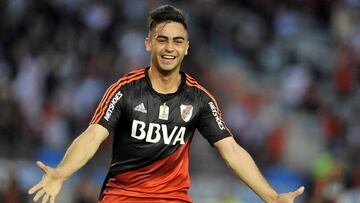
[275,186,305,203]
[28,161,65,203]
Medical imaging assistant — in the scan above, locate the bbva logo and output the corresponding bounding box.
[131,120,186,145]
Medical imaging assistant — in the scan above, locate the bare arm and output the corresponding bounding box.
[28,124,109,203]
[56,123,109,179]
[214,137,304,203]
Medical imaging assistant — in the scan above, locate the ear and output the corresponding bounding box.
[185,41,189,55]
[145,37,151,52]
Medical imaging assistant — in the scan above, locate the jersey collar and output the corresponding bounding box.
[145,66,186,100]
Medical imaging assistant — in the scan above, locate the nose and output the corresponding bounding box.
[165,41,174,52]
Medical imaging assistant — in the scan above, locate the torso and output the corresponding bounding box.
[91,67,230,202]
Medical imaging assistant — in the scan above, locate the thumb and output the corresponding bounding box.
[36,161,50,174]
[292,186,305,197]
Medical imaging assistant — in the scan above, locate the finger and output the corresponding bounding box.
[292,186,305,197]
[37,161,50,174]
[33,189,45,202]
[28,182,42,194]
[50,195,55,203]
[42,193,50,203]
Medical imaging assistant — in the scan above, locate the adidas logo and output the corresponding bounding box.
[134,103,147,113]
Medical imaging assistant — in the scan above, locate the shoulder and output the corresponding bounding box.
[184,73,218,103]
[116,68,146,84]
[111,68,146,90]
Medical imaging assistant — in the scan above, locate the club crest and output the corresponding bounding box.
[180,104,193,122]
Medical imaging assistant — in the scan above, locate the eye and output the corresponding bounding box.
[175,40,184,44]
[157,38,167,43]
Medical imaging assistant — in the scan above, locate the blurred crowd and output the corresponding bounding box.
[0,0,359,202]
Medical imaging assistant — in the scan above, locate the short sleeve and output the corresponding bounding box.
[197,93,231,145]
[89,84,124,132]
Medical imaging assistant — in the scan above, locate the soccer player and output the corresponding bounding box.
[28,5,304,203]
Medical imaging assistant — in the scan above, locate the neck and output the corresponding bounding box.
[148,66,181,94]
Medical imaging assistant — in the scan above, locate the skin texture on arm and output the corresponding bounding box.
[28,124,109,203]
[214,136,304,203]
[56,124,109,179]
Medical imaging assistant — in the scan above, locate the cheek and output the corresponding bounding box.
[179,47,188,55]
[153,45,164,53]
[149,46,159,55]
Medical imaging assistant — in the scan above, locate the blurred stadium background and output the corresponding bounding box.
[0,0,360,202]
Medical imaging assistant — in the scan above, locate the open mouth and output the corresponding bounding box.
[161,55,176,60]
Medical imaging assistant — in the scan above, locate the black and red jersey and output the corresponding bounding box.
[90,67,231,203]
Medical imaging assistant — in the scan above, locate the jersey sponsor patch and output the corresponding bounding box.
[131,120,185,145]
[180,104,193,122]
[104,91,123,121]
[208,102,225,130]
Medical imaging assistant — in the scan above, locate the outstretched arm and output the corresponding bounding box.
[214,136,304,203]
[28,124,109,203]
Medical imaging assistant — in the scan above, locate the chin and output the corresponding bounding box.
[158,64,178,72]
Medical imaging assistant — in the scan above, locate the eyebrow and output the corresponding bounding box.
[156,35,186,41]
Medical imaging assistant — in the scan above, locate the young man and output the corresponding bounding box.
[28,5,304,203]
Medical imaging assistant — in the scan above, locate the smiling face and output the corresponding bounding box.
[145,21,189,73]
